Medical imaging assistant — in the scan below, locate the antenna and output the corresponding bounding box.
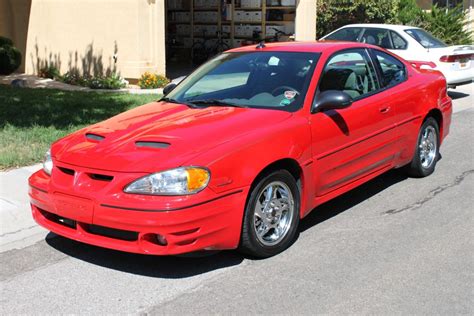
[256,41,266,49]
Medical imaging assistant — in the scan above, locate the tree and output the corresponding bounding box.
[316,0,399,38]
[423,5,472,45]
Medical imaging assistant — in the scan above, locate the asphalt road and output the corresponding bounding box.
[1,88,473,315]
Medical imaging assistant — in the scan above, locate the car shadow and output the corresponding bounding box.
[46,234,244,279]
[448,90,470,100]
[46,169,408,278]
[299,169,408,232]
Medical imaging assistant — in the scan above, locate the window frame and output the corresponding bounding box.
[324,27,365,43]
[311,48,384,113]
[358,27,394,49]
[389,31,408,50]
[369,48,408,90]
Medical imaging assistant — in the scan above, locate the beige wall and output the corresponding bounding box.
[0,0,318,79]
[0,0,32,72]
[295,0,317,41]
[23,0,166,79]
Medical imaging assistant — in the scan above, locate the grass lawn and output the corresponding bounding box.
[0,85,161,170]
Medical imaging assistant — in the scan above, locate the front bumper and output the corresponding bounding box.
[29,165,248,255]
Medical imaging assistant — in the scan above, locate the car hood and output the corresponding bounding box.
[53,101,292,172]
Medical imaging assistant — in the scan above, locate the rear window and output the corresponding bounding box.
[405,29,447,48]
[324,28,363,42]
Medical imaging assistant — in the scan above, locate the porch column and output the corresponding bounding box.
[295,0,317,41]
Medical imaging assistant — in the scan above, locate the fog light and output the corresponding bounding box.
[156,234,167,246]
[143,233,167,246]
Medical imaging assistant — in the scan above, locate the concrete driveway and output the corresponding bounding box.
[1,84,473,314]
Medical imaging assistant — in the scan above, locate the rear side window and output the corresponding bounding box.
[360,28,393,49]
[319,49,380,100]
[405,29,447,48]
[324,28,363,41]
[373,50,407,87]
[390,31,407,49]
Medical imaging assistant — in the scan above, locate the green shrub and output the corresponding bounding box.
[422,5,472,45]
[316,0,399,38]
[59,71,126,89]
[317,0,473,45]
[87,72,126,90]
[38,64,60,79]
[397,0,425,26]
[0,44,22,75]
[0,36,14,47]
[61,71,89,86]
[138,72,170,89]
[100,72,127,89]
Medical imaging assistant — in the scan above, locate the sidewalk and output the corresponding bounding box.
[0,164,47,252]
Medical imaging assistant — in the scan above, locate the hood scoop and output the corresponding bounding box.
[85,133,105,142]
[135,141,170,149]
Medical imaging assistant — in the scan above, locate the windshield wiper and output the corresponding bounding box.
[189,99,248,108]
[159,97,200,109]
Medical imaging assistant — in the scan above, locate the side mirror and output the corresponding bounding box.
[162,83,177,96]
[312,90,353,113]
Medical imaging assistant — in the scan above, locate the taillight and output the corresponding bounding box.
[439,53,474,62]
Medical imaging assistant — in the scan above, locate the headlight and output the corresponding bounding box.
[43,149,53,175]
[124,167,210,195]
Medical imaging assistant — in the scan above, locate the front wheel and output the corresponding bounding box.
[406,117,440,177]
[239,170,300,258]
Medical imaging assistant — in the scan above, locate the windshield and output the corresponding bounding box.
[405,29,447,48]
[166,51,319,112]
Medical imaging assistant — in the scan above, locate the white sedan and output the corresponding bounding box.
[321,24,473,88]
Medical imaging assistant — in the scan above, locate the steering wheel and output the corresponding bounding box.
[271,86,300,97]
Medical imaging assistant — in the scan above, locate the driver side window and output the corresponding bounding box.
[319,50,380,100]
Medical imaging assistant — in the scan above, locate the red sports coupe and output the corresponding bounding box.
[29,42,452,258]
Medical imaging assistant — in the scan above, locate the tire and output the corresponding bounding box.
[239,170,300,258]
[406,117,440,177]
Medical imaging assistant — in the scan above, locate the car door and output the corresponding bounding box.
[309,48,399,197]
[370,49,419,165]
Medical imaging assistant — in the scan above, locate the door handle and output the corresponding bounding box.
[379,106,391,114]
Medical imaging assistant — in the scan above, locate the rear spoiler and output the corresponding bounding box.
[408,60,437,69]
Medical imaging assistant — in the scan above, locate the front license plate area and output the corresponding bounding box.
[53,192,94,223]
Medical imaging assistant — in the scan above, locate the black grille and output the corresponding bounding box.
[88,173,114,181]
[58,166,75,176]
[39,209,77,229]
[85,224,138,241]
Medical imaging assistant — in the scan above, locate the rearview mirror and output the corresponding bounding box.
[312,90,353,113]
[163,83,177,96]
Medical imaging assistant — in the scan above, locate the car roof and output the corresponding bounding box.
[332,23,421,32]
[227,41,380,54]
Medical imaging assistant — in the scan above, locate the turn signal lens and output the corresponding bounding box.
[186,168,210,192]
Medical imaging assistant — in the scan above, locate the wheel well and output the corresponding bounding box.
[425,109,443,138]
[252,158,303,184]
[250,158,303,193]
[244,158,304,221]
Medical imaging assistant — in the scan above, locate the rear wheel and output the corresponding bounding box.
[239,170,300,258]
[406,117,440,177]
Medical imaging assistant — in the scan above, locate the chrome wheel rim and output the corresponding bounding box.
[419,125,437,169]
[253,181,295,246]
